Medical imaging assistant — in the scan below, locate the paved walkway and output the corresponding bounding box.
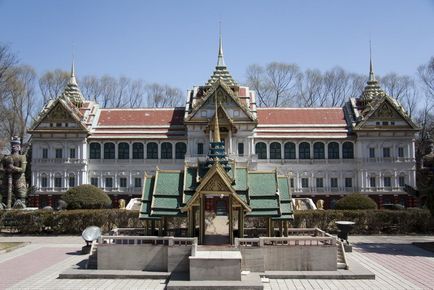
[0,235,433,289]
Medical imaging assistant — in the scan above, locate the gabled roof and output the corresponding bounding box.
[181,163,251,212]
[28,96,88,133]
[186,79,256,122]
[257,108,346,125]
[354,95,419,131]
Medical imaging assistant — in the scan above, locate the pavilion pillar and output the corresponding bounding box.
[267,218,273,237]
[199,195,205,244]
[187,209,192,237]
[229,196,233,244]
[158,219,163,236]
[278,220,283,237]
[151,220,156,236]
[283,220,288,237]
[163,217,168,236]
[238,209,244,238]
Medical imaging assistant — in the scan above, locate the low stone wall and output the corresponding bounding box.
[236,230,337,271]
[97,236,196,272]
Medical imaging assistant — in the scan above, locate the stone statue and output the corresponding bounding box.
[0,137,28,208]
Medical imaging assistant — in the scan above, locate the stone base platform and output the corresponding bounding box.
[167,272,263,290]
[59,269,170,279]
[189,250,242,281]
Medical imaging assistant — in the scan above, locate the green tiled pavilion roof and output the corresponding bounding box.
[249,198,279,209]
[248,172,277,197]
[184,167,198,191]
[278,177,291,202]
[234,168,248,191]
[150,171,183,217]
[154,172,183,196]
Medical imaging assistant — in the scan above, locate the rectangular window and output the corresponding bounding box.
[383,147,391,158]
[384,177,391,187]
[105,177,113,188]
[316,178,323,188]
[54,177,62,188]
[90,177,98,187]
[197,143,204,155]
[301,178,309,188]
[290,178,294,188]
[134,178,142,188]
[398,176,405,187]
[238,143,244,156]
[330,178,338,188]
[398,147,404,158]
[55,148,63,159]
[120,177,127,188]
[42,148,48,159]
[369,148,375,158]
[69,148,76,159]
[345,178,352,188]
[41,177,48,188]
[370,177,376,188]
[69,176,75,188]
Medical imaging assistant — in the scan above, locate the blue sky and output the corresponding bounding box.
[1,0,434,92]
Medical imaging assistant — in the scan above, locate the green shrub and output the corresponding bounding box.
[62,185,111,210]
[292,208,431,234]
[335,193,377,210]
[0,208,431,235]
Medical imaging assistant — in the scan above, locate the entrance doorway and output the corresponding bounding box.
[204,195,229,244]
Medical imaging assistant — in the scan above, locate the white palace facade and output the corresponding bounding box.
[28,42,419,209]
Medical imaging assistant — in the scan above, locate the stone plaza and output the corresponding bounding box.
[1,235,434,289]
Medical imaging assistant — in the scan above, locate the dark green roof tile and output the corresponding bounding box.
[248,172,277,197]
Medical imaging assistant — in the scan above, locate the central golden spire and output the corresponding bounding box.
[213,95,221,142]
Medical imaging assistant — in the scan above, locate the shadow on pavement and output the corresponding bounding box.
[354,243,434,258]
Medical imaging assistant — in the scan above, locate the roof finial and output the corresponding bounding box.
[217,21,226,68]
[369,39,376,82]
[213,95,221,142]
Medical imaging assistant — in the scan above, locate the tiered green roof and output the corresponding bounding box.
[140,166,293,220]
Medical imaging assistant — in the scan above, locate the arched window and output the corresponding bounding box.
[161,142,172,159]
[41,173,48,188]
[147,142,158,159]
[68,173,75,188]
[255,142,267,159]
[299,142,310,159]
[104,143,115,159]
[89,143,101,159]
[342,142,354,159]
[328,142,339,159]
[175,142,187,159]
[284,142,296,159]
[132,142,144,159]
[118,142,130,159]
[269,142,282,159]
[313,142,325,159]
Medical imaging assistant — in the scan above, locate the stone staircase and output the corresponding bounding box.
[86,242,98,269]
[336,241,348,270]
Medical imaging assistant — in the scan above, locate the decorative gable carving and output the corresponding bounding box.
[202,174,230,192]
[371,103,400,120]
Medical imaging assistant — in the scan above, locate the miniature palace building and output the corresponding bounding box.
[28,36,419,236]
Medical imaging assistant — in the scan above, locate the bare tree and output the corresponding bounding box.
[0,43,18,94]
[295,69,324,107]
[380,73,418,116]
[418,57,434,101]
[80,75,147,108]
[38,69,69,103]
[0,65,37,141]
[245,62,300,107]
[146,83,183,108]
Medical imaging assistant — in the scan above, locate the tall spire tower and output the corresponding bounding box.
[206,23,237,86]
[61,58,85,108]
[360,41,385,105]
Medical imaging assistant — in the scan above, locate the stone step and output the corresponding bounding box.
[197,245,239,251]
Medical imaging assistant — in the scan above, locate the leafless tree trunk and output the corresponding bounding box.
[146,83,183,108]
[295,69,324,107]
[380,73,418,116]
[38,69,69,103]
[418,57,434,102]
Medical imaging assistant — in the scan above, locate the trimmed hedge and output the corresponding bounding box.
[0,209,145,234]
[335,193,377,210]
[292,209,431,234]
[62,185,112,210]
[0,208,431,235]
